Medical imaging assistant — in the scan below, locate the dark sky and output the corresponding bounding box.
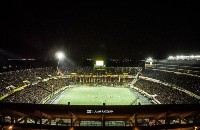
[0,1,199,61]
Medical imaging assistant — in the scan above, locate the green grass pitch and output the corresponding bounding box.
[51,86,142,105]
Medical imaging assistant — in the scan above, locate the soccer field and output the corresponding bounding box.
[50,86,151,105]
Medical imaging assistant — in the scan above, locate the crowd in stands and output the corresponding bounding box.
[2,78,69,103]
[0,67,137,103]
[154,59,200,75]
[153,65,200,76]
[134,79,200,104]
[61,67,138,75]
[157,59,200,68]
[1,65,200,104]
[0,67,56,99]
[140,69,200,96]
[60,67,138,86]
[69,76,133,87]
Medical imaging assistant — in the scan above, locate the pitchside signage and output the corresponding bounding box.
[87,110,114,114]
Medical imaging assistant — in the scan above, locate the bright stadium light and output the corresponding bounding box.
[190,55,195,58]
[168,56,174,60]
[148,57,152,61]
[55,51,65,69]
[146,57,153,62]
[168,55,200,60]
[55,51,65,61]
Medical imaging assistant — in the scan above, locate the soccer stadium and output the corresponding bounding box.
[2,0,200,129]
[1,57,200,130]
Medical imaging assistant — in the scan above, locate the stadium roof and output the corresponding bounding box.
[0,103,200,129]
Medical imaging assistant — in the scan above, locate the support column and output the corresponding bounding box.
[35,119,37,125]
[71,116,73,126]
[24,117,27,124]
[0,114,3,123]
[87,76,88,83]
[91,77,93,83]
[194,115,197,126]
[40,117,42,130]
[164,112,168,130]
[134,118,139,127]
[1,115,5,130]
[11,115,14,124]
[179,117,181,125]
[155,119,158,125]
[102,118,105,128]
[85,77,87,83]
[49,119,51,125]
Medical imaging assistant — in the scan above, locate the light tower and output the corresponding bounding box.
[55,51,65,69]
[145,57,154,69]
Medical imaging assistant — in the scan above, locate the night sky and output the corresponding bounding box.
[1,1,199,62]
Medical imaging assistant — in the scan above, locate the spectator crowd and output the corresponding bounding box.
[1,66,200,104]
[0,67,70,103]
[141,69,200,96]
[135,68,200,104]
[134,79,200,104]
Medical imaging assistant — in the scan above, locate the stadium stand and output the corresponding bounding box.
[134,79,200,104]
[0,67,59,102]
[140,69,200,97]
[136,59,200,104]
[0,67,137,103]
[2,78,69,103]
[1,59,200,129]
[1,65,200,105]
[0,67,55,96]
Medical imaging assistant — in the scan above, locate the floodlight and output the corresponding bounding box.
[195,55,200,58]
[55,51,65,60]
[55,51,65,69]
[176,55,180,59]
[190,55,195,58]
[180,55,184,59]
[146,57,153,62]
[168,56,173,59]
